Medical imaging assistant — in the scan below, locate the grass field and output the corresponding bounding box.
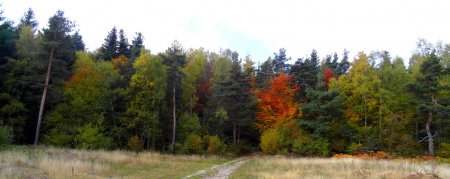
[231,156,450,179]
[0,146,229,179]
[1,146,450,179]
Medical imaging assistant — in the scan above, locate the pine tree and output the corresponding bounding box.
[35,11,76,145]
[410,51,449,156]
[17,8,38,33]
[130,32,144,59]
[273,48,290,74]
[337,49,350,76]
[290,49,320,102]
[72,31,85,51]
[299,69,344,144]
[161,40,186,152]
[256,57,273,88]
[118,29,130,57]
[100,27,118,60]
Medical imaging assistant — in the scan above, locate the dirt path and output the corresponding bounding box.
[184,156,253,179]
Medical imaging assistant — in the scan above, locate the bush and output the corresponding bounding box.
[292,138,330,157]
[346,142,364,154]
[75,125,112,149]
[128,135,143,153]
[0,125,12,145]
[204,135,224,155]
[182,134,203,154]
[436,143,450,158]
[260,128,280,155]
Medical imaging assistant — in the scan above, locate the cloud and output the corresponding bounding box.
[2,0,450,64]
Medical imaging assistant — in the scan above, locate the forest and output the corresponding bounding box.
[0,8,449,158]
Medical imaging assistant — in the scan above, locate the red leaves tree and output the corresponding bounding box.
[323,67,335,90]
[256,72,300,131]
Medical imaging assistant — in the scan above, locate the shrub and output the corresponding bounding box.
[128,135,143,153]
[0,125,12,145]
[292,138,330,157]
[436,143,450,158]
[204,135,223,155]
[75,125,112,149]
[182,134,203,154]
[346,142,364,154]
[260,128,280,155]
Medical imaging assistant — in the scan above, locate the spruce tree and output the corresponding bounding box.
[100,27,118,60]
[118,29,130,57]
[130,32,144,59]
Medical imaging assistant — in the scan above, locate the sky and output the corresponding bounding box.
[2,0,450,64]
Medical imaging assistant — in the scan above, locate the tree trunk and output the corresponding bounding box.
[233,121,237,145]
[426,111,434,157]
[170,86,176,152]
[34,47,54,146]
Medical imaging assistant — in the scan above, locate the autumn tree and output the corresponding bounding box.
[331,52,381,149]
[256,72,300,131]
[127,49,166,149]
[43,52,117,148]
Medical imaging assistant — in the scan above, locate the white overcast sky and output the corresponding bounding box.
[2,0,450,64]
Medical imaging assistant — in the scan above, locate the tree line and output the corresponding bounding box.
[0,9,449,157]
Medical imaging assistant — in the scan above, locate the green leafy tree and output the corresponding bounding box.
[127,49,166,149]
[331,52,381,149]
[43,52,117,148]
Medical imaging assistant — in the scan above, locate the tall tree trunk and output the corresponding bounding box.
[34,47,54,146]
[426,111,434,157]
[170,86,176,152]
[426,95,437,157]
[233,121,237,145]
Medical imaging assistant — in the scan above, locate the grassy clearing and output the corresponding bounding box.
[231,156,450,179]
[0,146,230,179]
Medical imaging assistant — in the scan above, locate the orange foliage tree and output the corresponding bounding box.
[323,67,335,90]
[256,72,300,131]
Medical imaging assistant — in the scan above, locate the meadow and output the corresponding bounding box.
[1,146,450,179]
[0,146,229,179]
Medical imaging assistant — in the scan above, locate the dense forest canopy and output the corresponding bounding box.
[0,8,449,157]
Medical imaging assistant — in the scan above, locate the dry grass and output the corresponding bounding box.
[231,156,450,179]
[0,146,228,179]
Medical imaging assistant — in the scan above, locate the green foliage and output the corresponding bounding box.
[0,125,12,145]
[436,143,450,158]
[178,112,201,140]
[182,134,203,154]
[128,135,143,153]
[292,138,330,157]
[346,142,364,154]
[75,124,112,149]
[204,135,224,155]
